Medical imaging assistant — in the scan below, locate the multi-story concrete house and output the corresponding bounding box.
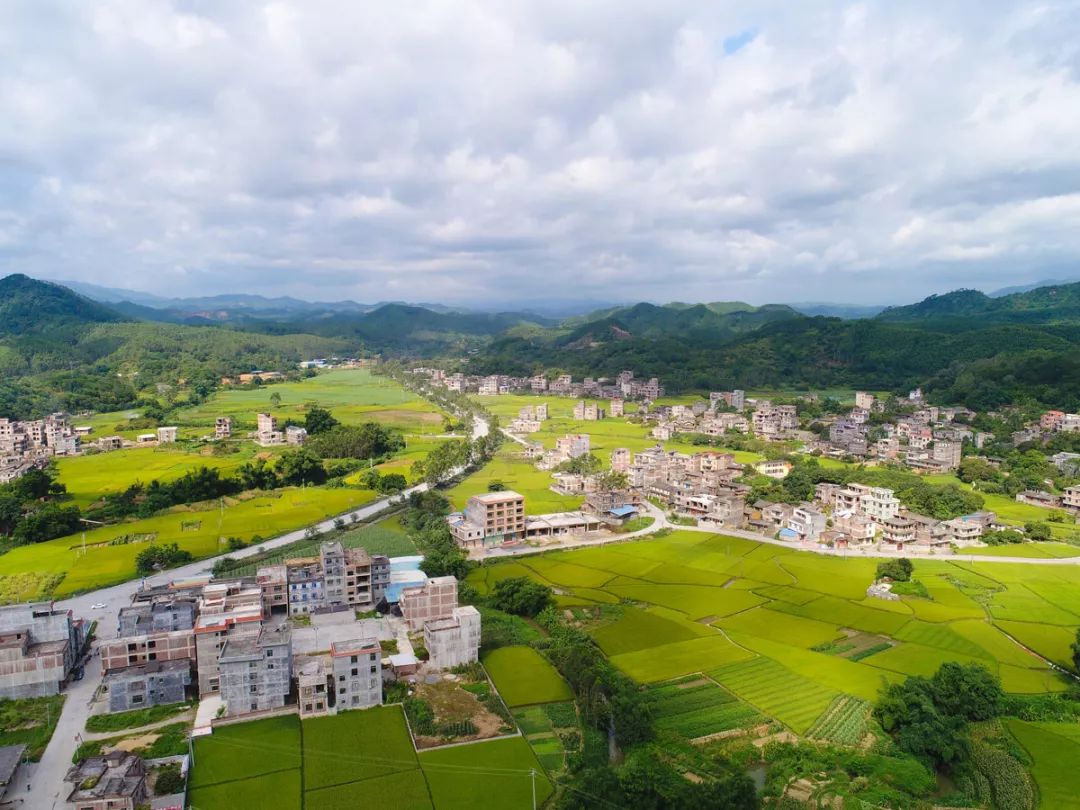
[259,542,390,617]
[256,412,284,446]
[331,638,382,710]
[104,659,191,712]
[572,401,604,421]
[609,399,624,417]
[880,516,916,547]
[156,426,178,443]
[425,607,481,669]
[285,425,308,445]
[118,600,196,637]
[854,391,876,410]
[448,491,526,547]
[931,440,963,470]
[610,448,632,472]
[400,577,459,631]
[0,603,82,699]
[788,506,827,541]
[215,416,232,440]
[65,752,147,810]
[193,581,264,696]
[218,626,291,717]
[1063,485,1080,511]
[296,657,331,718]
[100,629,196,673]
[555,434,590,459]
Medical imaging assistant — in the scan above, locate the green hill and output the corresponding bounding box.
[877,281,1080,327]
[0,273,127,337]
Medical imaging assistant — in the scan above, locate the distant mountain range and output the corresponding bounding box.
[5,272,1080,416]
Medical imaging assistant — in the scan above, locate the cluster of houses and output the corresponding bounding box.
[447,490,608,549]
[412,368,664,401]
[0,413,84,483]
[253,411,308,447]
[95,541,479,722]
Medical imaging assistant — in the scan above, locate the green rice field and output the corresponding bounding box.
[189,707,550,810]
[649,676,763,739]
[468,528,1078,739]
[483,646,573,707]
[1007,719,1080,809]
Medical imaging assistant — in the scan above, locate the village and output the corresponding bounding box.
[408,368,1080,556]
[0,538,480,808]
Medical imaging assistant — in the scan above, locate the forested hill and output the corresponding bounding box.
[252,303,555,353]
[0,275,353,420]
[0,273,128,336]
[876,281,1080,327]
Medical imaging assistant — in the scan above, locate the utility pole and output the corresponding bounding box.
[530,769,536,810]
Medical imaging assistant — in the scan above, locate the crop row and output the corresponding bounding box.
[649,684,736,719]
[655,703,762,739]
[709,657,839,733]
[806,696,869,745]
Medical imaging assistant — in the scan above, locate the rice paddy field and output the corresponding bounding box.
[179,368,449,433]
[2,369,459,600]
[0,485,380,598]
[483,646,573,707]
[468,530,1079,742]
[187,707,551,810]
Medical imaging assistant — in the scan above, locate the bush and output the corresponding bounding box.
[876,558,913,583]
[154,763,185,796]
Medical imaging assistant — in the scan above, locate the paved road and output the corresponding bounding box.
[25,415,488,809]
[479,501,1080,566]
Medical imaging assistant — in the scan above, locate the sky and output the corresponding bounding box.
[2,1,1080,308]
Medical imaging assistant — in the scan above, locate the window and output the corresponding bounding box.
[266,649,274,657]
[251,702,258,711]
[147,640,156,649]
[351,668,358,676]
[250,685,258,694]
[370,665,377,674]
[350,655,358,664]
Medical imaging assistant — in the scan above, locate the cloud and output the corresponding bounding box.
[0,0,1079,306]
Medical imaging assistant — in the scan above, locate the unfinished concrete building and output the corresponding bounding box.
[218,626,292,717]
[424,606,481,669]
[0,603,82,698]
[400,577,458,631]
[331,638,382,711]
[103,659,191,713]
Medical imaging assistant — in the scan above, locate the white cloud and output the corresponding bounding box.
[0,0,1078,305]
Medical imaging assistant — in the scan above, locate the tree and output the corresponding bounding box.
[1071,628,1080,673]
[931,662,1002,722]
[236,458,278,490]
[1024,521,1053,542]
[489,577,554,617]
[487,480,506,492]
[304,405,339,435]
[274,449,327,486]
[876,558,913,582]
[376,473,407,493]
[269,391,282,407]
[307,423,404,460]
[594,470,629,492]
[135,543,193,575]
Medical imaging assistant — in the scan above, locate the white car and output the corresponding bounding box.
[90,602,106,610]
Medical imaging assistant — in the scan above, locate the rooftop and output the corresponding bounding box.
[468,490,525,503]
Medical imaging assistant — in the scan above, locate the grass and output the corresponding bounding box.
[0,696,65,761]
[74,721,189,762]
[649,677,763,739]
[483,646,572,707]
[305,771,433,810]
[419,735,553,810]
[84,702,190,733]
